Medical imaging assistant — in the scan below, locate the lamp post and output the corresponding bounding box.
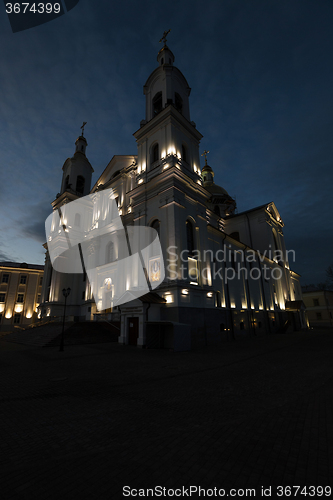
[60,287,71,352]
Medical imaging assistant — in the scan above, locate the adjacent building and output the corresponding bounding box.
[302,286,333,328]
[38,41,306,347]
[0,262,44,331]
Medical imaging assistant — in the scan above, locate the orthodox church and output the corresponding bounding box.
[39,37,306,348]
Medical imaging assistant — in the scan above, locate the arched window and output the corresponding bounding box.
[74,213,81,227]
[186,220,195,255]
[76,175,85,194]
[151,219,160,237]
[214,205,220,217]
[175,93,183,114]
[152,143,159,164]
[182,144,187,163]
[230,231,240,242]
[152,92,162,116]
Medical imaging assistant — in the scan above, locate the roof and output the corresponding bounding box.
[226,203,269,218]
[0,261,44,271]
[139,292,166,304]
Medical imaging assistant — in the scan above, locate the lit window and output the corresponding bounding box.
[20,276,27,285]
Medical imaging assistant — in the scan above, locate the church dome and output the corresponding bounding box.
[202,164,214,174]
[204,183,230,196]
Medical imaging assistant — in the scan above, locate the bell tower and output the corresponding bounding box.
[134,31,203,180]
[59,123,94,200]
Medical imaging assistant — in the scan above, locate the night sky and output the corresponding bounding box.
[0,0,332,285]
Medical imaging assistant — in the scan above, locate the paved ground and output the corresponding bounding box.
[0,329,332,499]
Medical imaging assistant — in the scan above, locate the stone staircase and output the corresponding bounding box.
[1,320,120,347]
[1,321,69,347]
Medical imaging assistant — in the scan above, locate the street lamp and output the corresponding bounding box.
[60,287,71,352]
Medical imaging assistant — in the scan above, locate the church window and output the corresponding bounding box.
[2,274,9,283]
[81,146,84,151]
[74,213,81,227]
[161,58,164,65]
[214,205,220,217]
[76,175,85,194]
[152,92,162,116]
[106,241,115,263]
[175,93,183,114]
[182,144,187,163]
[151,219,160,237]
[64,175,70,189]
[152,143,159,164]
[186,220,195,255]
[230,232,240,241]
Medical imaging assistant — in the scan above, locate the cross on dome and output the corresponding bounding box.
[201,150,210,166]
[81,121,87,137]
[159,29,171,46]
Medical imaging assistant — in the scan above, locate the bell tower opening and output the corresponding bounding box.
[153,92,163,116]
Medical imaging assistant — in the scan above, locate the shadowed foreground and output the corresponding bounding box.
[0,328,332,498]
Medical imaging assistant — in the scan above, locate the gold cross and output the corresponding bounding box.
[201,150,210,165]
[159,29,171,46]
[81,122,87,136]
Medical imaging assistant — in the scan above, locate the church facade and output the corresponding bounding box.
[39,41,306,348]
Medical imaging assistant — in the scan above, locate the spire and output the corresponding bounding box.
[75,122,88,155]
[157,29,174,66]
[201,150,214,185]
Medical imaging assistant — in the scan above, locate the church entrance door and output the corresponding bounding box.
[128,317,139,345]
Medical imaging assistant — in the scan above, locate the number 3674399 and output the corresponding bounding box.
[5,3,61,14]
